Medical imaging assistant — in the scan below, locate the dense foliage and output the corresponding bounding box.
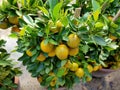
[0,0,120,90]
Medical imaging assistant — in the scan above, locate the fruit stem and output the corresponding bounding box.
[74,7,81,18]
[112,9,120,22]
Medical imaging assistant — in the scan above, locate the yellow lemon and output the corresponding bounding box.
[69,47,79,56]
[37,53,46,62]
[0,21,8,29]
[75,68,84,78]
[48,48,56,57]
[37,76,43,83]
[93,65,100,71]
[26,49,32,57]
[64,60,73,69]
[8,16,19,25]
[55,20,62,30]
[55,44,69,60]
[67,33,80,48]
[86,76,92,82]
[70,62,79,71]
[50,77,57,86]
[40,40,54,53]
[87,64,93,73]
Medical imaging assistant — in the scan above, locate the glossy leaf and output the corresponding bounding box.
[56,67,66,77]
[93,36,106,46]
[53,2,63,20]
[38,6,49,16]
[23,15,34,26]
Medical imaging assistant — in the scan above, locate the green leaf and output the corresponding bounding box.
[61,60,67,67]
[92,0,100,11]
[95,22,104,28]
[27,63,37,71]
[8,33,18,38]
[45,25,50,37]
[31,52,39,62]
[0,61,11,67]
[53,2,63,20]
[99,51,109,61]
[56,67,66,77]
[38,6,49,16]
[23,15,34,26]
[61,16,68,27]
[93,9,100,21]
[48,0,58,12]
[18,54,30,61]
[81,45,89,54]
[93,36,106,46]
[99,60,107,67]
[92,0,101,21]
[45,67,51,74]
[49,39,58,45]
[36,63,44,72]
[105,42,119,51]
[46,76,54,84]
[57,78,65,86]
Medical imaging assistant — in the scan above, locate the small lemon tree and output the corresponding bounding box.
[0,0,120,90]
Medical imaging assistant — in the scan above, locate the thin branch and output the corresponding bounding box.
[101,0,109,12]
[112,9,120,22]
[74,7,81,18]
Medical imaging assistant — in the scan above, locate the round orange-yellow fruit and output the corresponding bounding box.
[109,34,117,41]
[69,47,79,56]
[55,44,69,60]
[99,65,102,70]
[50,77,57,86]
[37,76,43,83]
[48,48,56,57]
[63,69,68,76]
[93,65,100,71]
[87,64,93,73]
[40,40,54,53]
[75,68,84,78]
[64,60,72,69]
[0,21,8,29]
[11,26,20,32]
[26,49,32,57]
[86,76,92,82]
[37,53,46,62]
[67,33,80,48]
[70,62,79,71]
[50,26,59,33]
[56,20,62,30]
[49,72,55,76]
[8,16,19,25]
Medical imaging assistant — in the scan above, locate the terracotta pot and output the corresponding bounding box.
[12,77,19,90]
[92,69,116,78]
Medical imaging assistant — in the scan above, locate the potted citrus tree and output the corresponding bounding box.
[0,39,21,90]
[0,0,120,90]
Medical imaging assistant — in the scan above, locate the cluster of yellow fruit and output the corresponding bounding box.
[26,33,80,61]
[36,62,102,86]
[0,16,20,33]
[26,33,102,86]
[0,16,19,29]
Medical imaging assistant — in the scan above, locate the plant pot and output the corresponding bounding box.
[92,69,116,78]
[12,77,19,90]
